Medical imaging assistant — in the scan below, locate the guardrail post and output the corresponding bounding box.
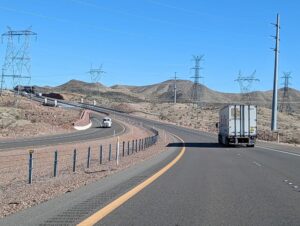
[100,145,103,164]
[109,144,112,161]
[87,146,91,168]
[54,150,58,177]
[122,141,125,157]
[28,150,34,184]
[73,149,77,172]
[127,141,130,155]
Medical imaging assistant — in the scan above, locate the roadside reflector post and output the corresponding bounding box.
[44,98,47,105]
[54,99,57,107]
[100,145,103,164]
[54,150,58,177]
[116,137,120,166]
[122,141,125,157]
[87,146,91,168]
[73,149,77,172]
[28,149,34,184]
[109,144,112,161]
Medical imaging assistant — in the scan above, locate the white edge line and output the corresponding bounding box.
[256,146,300,157]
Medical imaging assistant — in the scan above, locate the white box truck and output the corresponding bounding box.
[217,105,257,147]
[102,117,112,128]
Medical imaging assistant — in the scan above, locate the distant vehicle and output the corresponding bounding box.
[102,117,112,128]
[217,105,257,147]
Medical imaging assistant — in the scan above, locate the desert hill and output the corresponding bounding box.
[35,79,300,111]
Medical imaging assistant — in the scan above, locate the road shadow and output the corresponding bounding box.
[167,142,224,148]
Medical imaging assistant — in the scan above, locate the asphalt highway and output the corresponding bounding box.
[1,100,300,226]
[0,112,125,151]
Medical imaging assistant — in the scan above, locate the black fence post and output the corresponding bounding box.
[54,150,58,177]
[87,146,91,168]
[132,140,134,154]
[109,144,112,161]
[115,143,118,160]
[28,150,34,184]
[127,141,130,155]
[122,141,125,157]
[73,149,77,172]
[100,145,103,164]
[139,139,141,151]
[135,139,138,152]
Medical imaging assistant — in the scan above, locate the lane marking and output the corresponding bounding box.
[77,133,186,226]
[256,146,300,157]
[252,161,262,167]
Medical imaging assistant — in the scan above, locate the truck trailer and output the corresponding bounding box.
[217,105,257,147]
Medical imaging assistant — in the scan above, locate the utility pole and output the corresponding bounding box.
[0,27,37,95]
[271,14,280,131]
[191,55,204,106]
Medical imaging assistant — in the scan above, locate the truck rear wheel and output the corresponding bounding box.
[247,144,255,148]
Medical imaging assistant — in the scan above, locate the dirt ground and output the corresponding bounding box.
[0,116,173,218]
[111,102,300,145]
[0,92,80,139]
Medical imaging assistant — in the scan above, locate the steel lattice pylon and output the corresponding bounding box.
[280,71,292,114]
[0,27,37,95]
[235,70,259,104]
[190,55,204,106]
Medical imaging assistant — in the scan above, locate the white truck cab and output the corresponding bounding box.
[102,117,112,128]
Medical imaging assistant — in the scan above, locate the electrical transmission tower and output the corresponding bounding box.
[0,27,37,95]
[190,55,204,106]
[172,72,178,104]
[88,64,105,83]
[235,70,259,104]
[87,64,105,97]
[280,71,292,114]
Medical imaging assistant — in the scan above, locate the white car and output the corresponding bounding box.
[102,117,112,128]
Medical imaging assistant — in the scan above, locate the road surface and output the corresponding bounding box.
[0,111,126,151]
[1,102,300,226]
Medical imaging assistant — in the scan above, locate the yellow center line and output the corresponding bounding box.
[77,133,185,226]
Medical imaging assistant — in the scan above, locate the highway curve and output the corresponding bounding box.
[0,112,125,151]
[1,102,300,226]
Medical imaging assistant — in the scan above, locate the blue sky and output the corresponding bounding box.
[0,0,299,93]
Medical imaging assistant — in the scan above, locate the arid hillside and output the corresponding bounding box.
[36,79,300,112]
[0,91,80,139]
[32,79,300,144]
